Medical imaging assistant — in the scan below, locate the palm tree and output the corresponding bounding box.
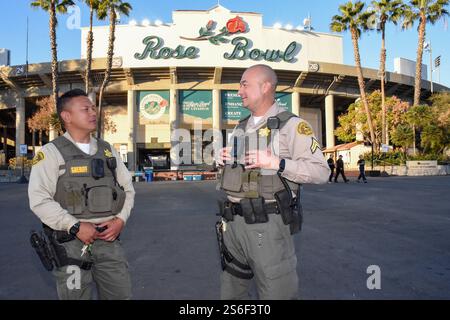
[30,0,75,140]
[331,1,377,148]
[96,0,132,139]
[402,0,449,106]
[84,0,100,94]
[371,0,407,145]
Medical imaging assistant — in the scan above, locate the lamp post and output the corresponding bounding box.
[435,55,441,84]
[424,41,433,93]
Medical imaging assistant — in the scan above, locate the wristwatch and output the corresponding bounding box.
[69,222,80,236]
[278,159,286,173]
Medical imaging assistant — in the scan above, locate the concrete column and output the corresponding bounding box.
[325,94,335,148]
[169,88,179,170]
[3,125,7,155]
[127,90,136,171]
[291,91,300,116]
[212,88,221,131]
[15,97,25,157]
[169,88,178,129]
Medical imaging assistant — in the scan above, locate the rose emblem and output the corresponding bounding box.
[226,16,246,34]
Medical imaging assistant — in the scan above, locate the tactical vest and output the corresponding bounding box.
[53,136,126,219]
[220,111,298,200]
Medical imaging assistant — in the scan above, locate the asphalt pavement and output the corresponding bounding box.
[0,175,449,299]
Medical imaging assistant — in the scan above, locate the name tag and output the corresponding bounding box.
[71,166,89,174]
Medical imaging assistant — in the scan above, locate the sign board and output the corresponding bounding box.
[19,144,27,155]
[138,90,170,125]
[179,90,213,124]
[406,161,438,170]
[119,145,128,156]
[380,144,392,153]
[221,90,250,121]
[222,91,292,122]
[275,92,292,112]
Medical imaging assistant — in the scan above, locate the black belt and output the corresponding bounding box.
[230,201,279,216]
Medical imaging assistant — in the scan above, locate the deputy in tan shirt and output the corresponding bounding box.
[29,131,135,235]
[28,89,134,300]
[216,64,329,300]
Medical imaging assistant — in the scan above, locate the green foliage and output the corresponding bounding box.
[30,0,75,13]
[330,1,373,38]
[97,0,132,20]
[335,90,408,146]
[402,0,450,30]
[362,150,450,165]
[336,91,450,157]
[363,150,406,165]
[390,124,414,149]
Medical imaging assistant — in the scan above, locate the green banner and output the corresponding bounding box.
[275,92,292,112]
[179,90,212,123]
[221,90,250,121]
[137,90,170,125]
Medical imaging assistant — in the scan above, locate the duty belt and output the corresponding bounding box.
[228,201,279,216]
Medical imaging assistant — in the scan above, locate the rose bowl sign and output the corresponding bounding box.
[134,16,300,63]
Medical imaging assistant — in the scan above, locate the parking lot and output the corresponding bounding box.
[0,175,449,299]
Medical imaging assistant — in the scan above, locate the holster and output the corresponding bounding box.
[274,189,295,225]
[215,220,254,279]
[239,197,268,224]
[274,188,303,235]
[42,224,93,270]
[289,188,303,235]
[30,231,57,271]
[217,200,234,222]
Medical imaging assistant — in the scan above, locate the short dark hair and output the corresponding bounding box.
[56,89,88,117]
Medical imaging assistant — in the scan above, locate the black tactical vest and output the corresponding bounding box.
[53,136,126,219]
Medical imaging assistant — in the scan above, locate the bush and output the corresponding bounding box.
[407,153,450,165]
[363,151,406,166]
[363,151,450,166]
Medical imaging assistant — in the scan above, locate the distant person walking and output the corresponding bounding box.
[327,154,335,183]
[334,155,349,183]
[357,155,367,183]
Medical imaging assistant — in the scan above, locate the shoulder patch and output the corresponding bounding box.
[310,137,321,154]
[104,149,113,158]
[32,151,45,166]
[297,122,313,136]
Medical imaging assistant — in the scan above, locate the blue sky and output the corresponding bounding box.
[1,0,449,87]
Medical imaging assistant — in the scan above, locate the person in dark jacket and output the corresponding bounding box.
[334,155,349,183]
[327,154,335,183]
[357,155,368,183]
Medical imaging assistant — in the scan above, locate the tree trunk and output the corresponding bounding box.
[380,24,387,145]
[351,28,376,149]
[85,4,94,93]
[49,0,58,141]
[414,11,426,106]
[97,8,116,139]
[39,130,42,146]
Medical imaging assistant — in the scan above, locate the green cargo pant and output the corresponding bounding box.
[220,214,298,300]
[52,238,131,300]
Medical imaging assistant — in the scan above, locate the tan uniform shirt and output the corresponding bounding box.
[28,132,135,233]
[225,102,330,202]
